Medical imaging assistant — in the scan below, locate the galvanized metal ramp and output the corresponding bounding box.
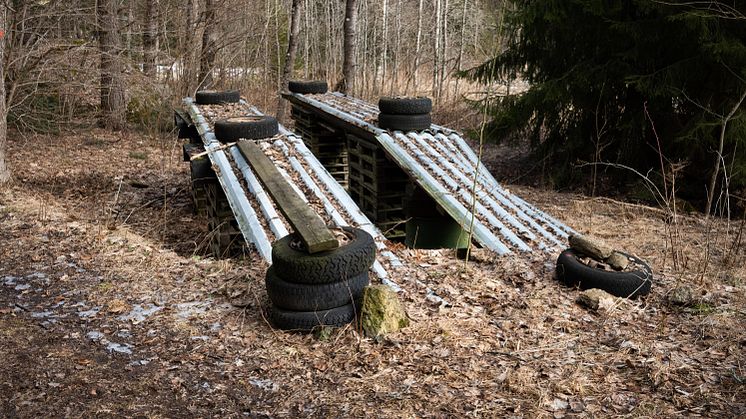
[283,92,576,254]
[183,98,403,288]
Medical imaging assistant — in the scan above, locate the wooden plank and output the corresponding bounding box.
[236,140,339,254]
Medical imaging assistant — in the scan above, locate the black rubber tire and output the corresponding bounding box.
[213,116,279,142]
[271,226,376,284]
[267,303,356,331]
[556,249,652,298]
[378,113,432,131]
[288,80,328,94]
[265,267,369,311]
[195,90,240,105]
[378,96,433,115]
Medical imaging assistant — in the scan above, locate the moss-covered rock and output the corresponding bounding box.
[360,285,409,339]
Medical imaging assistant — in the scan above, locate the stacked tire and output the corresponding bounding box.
[287,80,328,95]
[377,96,433,132]
[266,227,376,331]
[195,89,240,105]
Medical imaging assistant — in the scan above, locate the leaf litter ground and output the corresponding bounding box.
[0,130,744,417]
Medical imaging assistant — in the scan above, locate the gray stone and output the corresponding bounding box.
[569,235,613,260]
[576,288,616,311]
[606,251,630,271]
[360,285,409,339]
[668,286,695,306]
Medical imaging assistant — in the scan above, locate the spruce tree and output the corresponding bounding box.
[466,0,746,210]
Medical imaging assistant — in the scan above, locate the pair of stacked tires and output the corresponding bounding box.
[266,227,376,331]
[378,97,433,131]
[194,90,280,142]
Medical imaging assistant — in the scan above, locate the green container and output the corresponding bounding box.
[405,215,470,249]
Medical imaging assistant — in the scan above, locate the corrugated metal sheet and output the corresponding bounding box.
[183,97,402,289]
[286,92,576,254]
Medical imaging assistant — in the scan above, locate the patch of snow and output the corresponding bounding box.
[31,311,55,318]
[3,276,17,286]
[128,359,150,366]
[78,307,101,318]
[249,378,279,392]
[117,304,163,323]
[106,342,133,355]
[14,284,31,291]
[190,335,210,341]
[86,331,104,341]
[175,301,211,320]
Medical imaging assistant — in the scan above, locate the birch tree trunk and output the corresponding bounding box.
[143,0,157,76]
[198,0,217,90]
[338,0,358,94]
[277,0,302,122]
[0,5,9,184]
[98,0,126,130]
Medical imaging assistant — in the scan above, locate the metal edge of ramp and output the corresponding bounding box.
[286,92,575,254]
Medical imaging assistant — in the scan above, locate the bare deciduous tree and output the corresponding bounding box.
[277,0,302,122]
[0,4,9,184]
[338,0,358,94]
[143,0,158,76]
[98,0,126,130]
[198,0,217,90]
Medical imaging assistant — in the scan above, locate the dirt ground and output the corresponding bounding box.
[1,129,744,417]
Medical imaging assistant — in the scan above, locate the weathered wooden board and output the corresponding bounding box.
[237,140,339,254]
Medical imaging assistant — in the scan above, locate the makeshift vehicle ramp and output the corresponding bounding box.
[282,91,576,254]
[181,97,403,289]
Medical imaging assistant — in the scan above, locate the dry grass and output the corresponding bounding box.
[0,128,744,417]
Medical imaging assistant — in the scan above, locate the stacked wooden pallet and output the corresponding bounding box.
[204,182,246,258]
[291,105,349,187]
[346,134,409,241]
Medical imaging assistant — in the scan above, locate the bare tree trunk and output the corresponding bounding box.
[338,0,358,94]
[277,0,302,122]
[389,0,401,94]
[98,0,126,130]
[198,0,217,90]
[454,0,468,97]
[705,89,746,216]
[410,0,423,94]
[303,0,310,79]
[143,0,157,76]
[182,0,197,95]
[0,5,9,184]
[440,0,449,101]
[433,0,441,100]
[380,0,388,94]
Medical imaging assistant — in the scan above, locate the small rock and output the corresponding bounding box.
[569,235,613,260]
[576,288,616,311]
[360,285,409,339]
[606,251,629,271]
[668,286,695,306]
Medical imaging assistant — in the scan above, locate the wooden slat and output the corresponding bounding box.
[237,140,339,254]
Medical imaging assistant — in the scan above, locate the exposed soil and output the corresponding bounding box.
[1,129,745,417]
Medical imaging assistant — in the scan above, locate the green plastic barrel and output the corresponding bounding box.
[405,215,470,249]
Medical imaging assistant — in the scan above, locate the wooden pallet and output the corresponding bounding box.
[204,182,246,258]
[346,134,409,240]
[291,105,349,186]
